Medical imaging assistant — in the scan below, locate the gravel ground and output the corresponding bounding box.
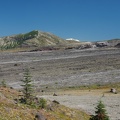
[0,48,120,119]
[41,90,120,120]
[0,48,120,89]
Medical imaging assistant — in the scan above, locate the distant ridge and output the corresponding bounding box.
[106,39,120,46]
[0,30,120,52]
[0,30,80,51]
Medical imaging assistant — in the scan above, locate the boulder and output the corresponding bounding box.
[53,93,57,96]
[95,42,108,47]
[115,43,120,48]
[110,88,117,93]
[34,113,46,120]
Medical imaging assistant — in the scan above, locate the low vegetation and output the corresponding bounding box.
[0,79,7,87]
[0,69,90,120]
[90,101,109,120]
[64,82,120,92]
[0,30,38,50]
[0,87,90,120]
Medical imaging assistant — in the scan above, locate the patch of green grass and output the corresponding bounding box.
[15,30,38,45]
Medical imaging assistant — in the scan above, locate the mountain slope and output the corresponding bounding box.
[0,87,90,120]
[24,31,68,47]
[1,30,120,51]
[0,30,81,51]
[106,39,120,47]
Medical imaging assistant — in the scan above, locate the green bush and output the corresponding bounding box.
[0,79,7,87]
[39,98,47,109]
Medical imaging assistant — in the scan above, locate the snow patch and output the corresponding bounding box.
[66,38,80,42]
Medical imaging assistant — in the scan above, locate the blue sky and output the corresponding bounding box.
[0,0,120,41]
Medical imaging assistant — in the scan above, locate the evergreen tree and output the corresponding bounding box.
[90,101,109,120]
[21,68,33,104]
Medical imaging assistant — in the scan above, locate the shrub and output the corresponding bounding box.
[90,100,109,120]
[0,79,7,87]
[39,98,47,109]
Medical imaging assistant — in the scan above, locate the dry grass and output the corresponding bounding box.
[0,87,35,120]
[0,87,90,120]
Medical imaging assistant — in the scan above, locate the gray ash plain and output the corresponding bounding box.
[0,48,120,89]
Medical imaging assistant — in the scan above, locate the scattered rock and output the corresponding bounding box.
[34,113,46,120]
[95,42,108,47]
[52,100,60,104]
[41,90,44,92]
[10,87,14,89]
[115,43,120,48]
[78,43,94,49]
[14,63,18,66]
[0,92,5,98]
[46,103,54,111]
[53,93,57,96]
[14,98,19,104]
[110,88,117,93]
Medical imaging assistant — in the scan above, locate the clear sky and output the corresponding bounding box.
[0,0,120,41]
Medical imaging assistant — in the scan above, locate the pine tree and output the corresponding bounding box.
[21,68,33,104]
[90,101,109,120]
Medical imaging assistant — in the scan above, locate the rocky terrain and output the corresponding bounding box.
[0,30,81,51]
[0,87,90,120]
[0,30,120,119]
[0,30,120,52]
[41,88,120,120]
[0,48,120,89]
[0,47,120,119]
